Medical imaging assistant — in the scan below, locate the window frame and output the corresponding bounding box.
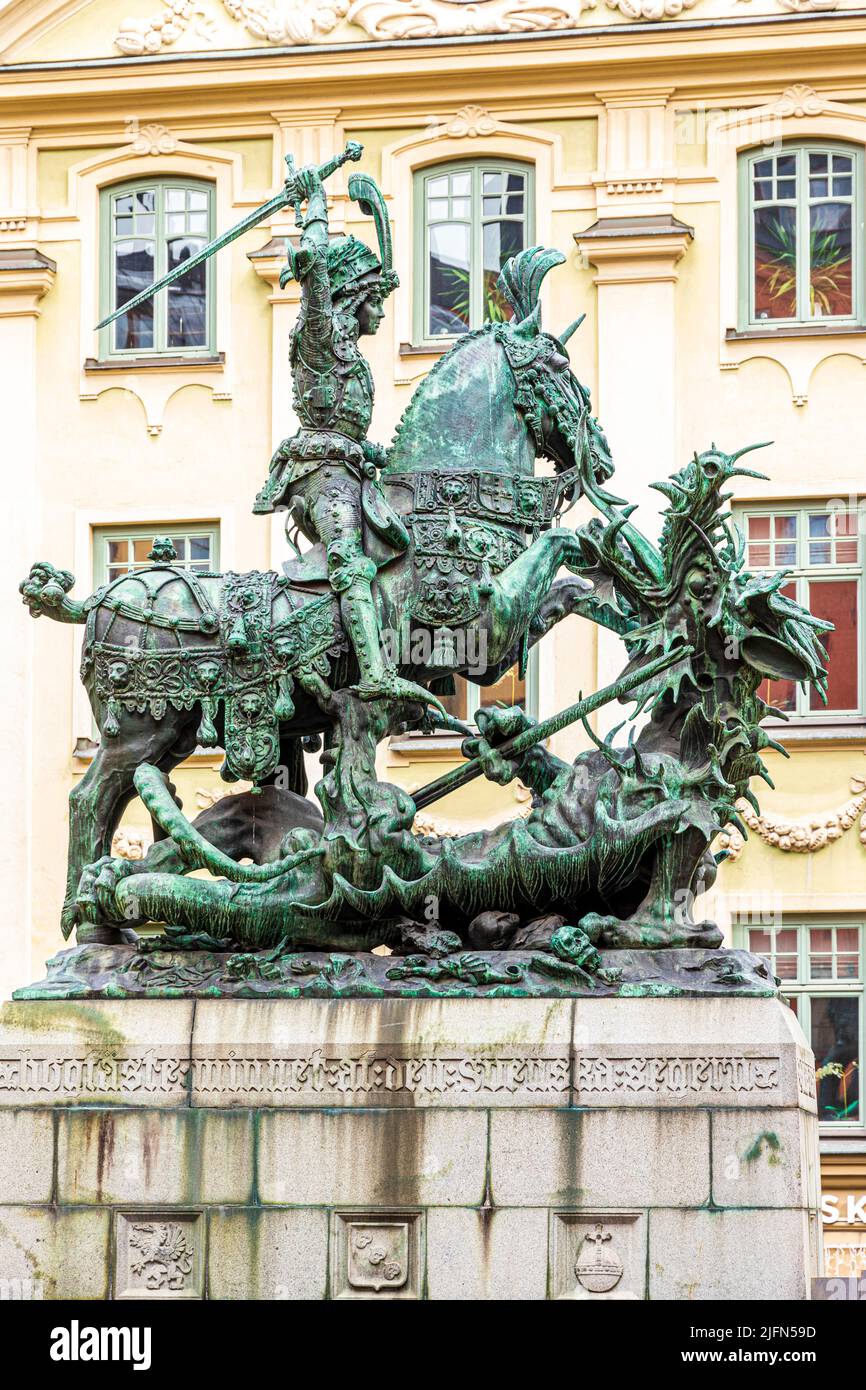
[734,500,864,719]
[447,647,539,726]
[413,158,535,348]
[734,918,864,1130]
[98,176,216,361]
[738,139,865,331]
[92,522,220,589]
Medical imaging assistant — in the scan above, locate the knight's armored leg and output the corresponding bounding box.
[336,557,390,693]
[331,547,441,708]
[304,470,442,710]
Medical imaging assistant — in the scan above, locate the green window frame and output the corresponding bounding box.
[413,158,535,346]
[734,920,863,1128]
[738,140,865,329]
[735,500,864,718]
[99,177,215,359]
[93,523,220,588]
[438,650,539,729]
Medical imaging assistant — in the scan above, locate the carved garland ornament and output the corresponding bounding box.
[112,0,846,52]
[114,0,591,52]
[605,0,694,17]
[718,774,866,861]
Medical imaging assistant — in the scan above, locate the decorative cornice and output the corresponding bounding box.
[0,247,56,317]
[575,215,693,284]
[604,179,664,196]
[248,235,301,297]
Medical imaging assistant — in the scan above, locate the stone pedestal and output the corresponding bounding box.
[0,995,821,1300]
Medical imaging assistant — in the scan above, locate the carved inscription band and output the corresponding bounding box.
[577,1054,781,1095]
[0,1048,790,1101]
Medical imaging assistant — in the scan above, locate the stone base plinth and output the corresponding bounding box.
[0,995,821,1300]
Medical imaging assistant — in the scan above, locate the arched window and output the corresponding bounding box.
[99,177,215,358]
[414,159,534,344]
[739,141,864,328]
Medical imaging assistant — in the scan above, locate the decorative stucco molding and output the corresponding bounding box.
[605,179,664,196]
[346,0,589,40]
[115,0,223,54]
[606,0,695,17]
[109,0,847,55]
[113,0,593,51]
[111,828,151,860]
[195,783,249,809]
[775,0,840,12]
[126,122,178,157]
[224,0,349,44]
[439,106,498,139]
[773,84,828,118]
[718,773,866,860]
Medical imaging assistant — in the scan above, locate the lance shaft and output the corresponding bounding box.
[411,644,693,813]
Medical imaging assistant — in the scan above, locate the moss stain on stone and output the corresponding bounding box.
[743,1130,782,1166]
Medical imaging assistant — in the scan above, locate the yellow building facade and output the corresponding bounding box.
[1,0,865,1275]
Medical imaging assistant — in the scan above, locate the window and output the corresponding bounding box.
[93,524,219,588]
[737,922,863,1126]
[100,178,214,357]
[415,160,534,343]
[740,141,864,327]
[437,656,537,727]
[738,502,863,716]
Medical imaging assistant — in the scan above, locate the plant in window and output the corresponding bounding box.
[809,226,853,317]
[421,162,531,340]
[747,143,859,324]
[755,214,798,316]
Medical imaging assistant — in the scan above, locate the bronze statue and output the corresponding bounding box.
[18,145,832,996]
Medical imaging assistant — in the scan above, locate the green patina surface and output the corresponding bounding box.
[18,143,830,996]
[14,944,778,1001]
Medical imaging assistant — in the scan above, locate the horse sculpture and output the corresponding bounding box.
[21,246,612,941]
[64,445,830,972]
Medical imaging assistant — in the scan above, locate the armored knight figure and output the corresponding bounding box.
[253,162,428,706]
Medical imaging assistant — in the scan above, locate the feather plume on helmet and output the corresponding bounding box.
[281,171,399,303]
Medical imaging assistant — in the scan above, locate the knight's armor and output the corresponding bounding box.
[252,165,423,706]
[253,232,378,507]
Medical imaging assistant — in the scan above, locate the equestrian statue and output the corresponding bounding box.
[19,143,832,994]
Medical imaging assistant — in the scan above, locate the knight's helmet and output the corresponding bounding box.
[281,172,399,302]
